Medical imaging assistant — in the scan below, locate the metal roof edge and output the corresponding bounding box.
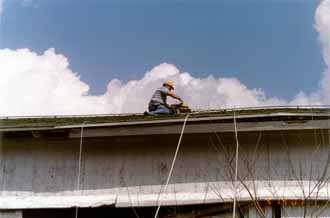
[1,111,330,132]
[55,112,330,130]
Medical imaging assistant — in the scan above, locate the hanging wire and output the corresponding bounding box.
[232,111,240,218]
[153,114,190,218]
[75,123,84,218]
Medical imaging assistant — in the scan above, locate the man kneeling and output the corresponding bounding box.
[145,80,183,115]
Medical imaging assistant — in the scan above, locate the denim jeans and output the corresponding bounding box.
[148,103,176,115]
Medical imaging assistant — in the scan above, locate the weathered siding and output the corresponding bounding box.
[0,129,329,209]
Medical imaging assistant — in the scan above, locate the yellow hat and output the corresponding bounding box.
[163,80,174,90]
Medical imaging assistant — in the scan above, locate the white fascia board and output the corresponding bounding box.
[0,190,118,209]
[1,180,330,209]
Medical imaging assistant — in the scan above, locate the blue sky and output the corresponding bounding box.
[0,0,324,99]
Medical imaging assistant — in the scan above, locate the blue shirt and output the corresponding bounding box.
[150,86,169,105]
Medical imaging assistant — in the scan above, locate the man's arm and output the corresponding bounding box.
[167,91,183,103]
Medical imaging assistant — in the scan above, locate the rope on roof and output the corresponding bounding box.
[153,114,190,218]
[232,111,240,218]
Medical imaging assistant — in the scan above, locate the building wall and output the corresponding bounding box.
[0,129,329,209]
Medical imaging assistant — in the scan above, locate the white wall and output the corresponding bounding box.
[0,130,329,209]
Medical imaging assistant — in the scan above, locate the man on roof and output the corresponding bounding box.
[145,80,183,115]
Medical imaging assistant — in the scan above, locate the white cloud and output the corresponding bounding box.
[0,48,286,116]
[316,0,330,103]
[0,48,107,115]
[290,0,330,105]
[103,63,285,113]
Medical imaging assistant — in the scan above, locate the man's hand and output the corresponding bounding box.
[176,97,183,105]
[168,91,183,104]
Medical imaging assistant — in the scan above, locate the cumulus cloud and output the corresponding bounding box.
[0,48,286,116]
[104,63,285,113]
[316,0,330,103]
[291,0,330,105]
[0,48,107,115]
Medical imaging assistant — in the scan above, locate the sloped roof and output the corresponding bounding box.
[1,106,330,133]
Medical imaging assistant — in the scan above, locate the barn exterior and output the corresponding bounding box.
[0,107,330,218]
